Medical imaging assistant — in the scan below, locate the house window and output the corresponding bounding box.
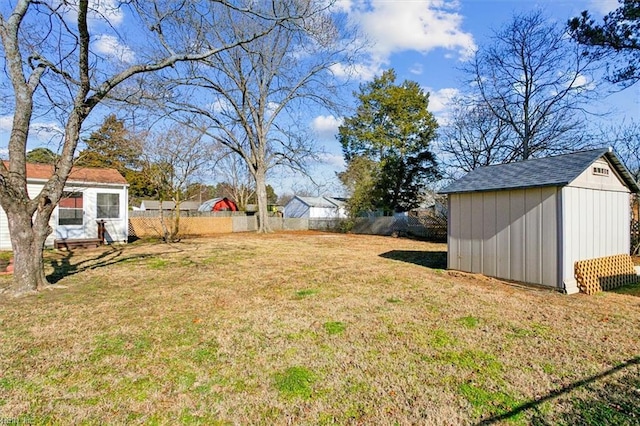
[593,166,609,176]
[97,193,120,219]
[59,192,83,225]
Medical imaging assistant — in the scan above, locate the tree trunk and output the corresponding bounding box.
[254,167,271,233]
[4,204,52,295]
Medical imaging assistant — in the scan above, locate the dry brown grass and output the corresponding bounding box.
[0,231,639,425]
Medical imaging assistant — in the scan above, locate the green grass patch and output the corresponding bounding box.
[147,258,169,269]
[430,329,456,347]
[192,340,219,364]
[458,315,480,328]
[323,321,346,335]
[459,382,523,421]
[612,281,640,297]
[386,297,402,303]
[440,350,503,377]
[273,366,316,400]
[295,289,318,298]
[0,251,12,261]
[569,400,630,425]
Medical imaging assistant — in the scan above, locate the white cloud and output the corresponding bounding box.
[31,122,64,142]
[588,0,619,15]
[335,0,476,81]
[318,152,346,168]
[331,0,353,13]
[426,87,459,113]
[0,116,62,142]
[312,115,344,140]
[94,34,135,64]
[330,61,382,81]
[570,73,596,90]
[0,115,12,132]
[60,0,125,27]
[208,98,231,113]
[409,63,424,75]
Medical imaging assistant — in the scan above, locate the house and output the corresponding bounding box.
[198,198,238,212]
[139,200,202,211]
[439,148,639,294]
[284,196,348,219]
[0,163,129,250]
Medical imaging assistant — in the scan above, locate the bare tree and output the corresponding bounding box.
[606,121,640,182]
[162,0,353,232]
[0,0,299,295]
[438,99,513,177]
[214,151,256,211]
[468,11,599,161]
[143,124,216,242]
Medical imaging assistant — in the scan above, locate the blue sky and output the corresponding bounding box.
[295,0,639,196]
[1,0,637,197]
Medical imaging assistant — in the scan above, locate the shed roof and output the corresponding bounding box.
[294,196,346,208]
[6,162,128,185]
[140,200,201,211]
[439,148,639,194]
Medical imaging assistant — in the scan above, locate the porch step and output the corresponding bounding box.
[54,238,103,250]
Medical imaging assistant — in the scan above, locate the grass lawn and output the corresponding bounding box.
[1,232,639,425]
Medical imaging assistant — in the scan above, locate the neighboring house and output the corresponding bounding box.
[139,200,202,212]
[440,148,639,294]
[0,163,129,250]
[284,196,348,219]
[198,198,238,212]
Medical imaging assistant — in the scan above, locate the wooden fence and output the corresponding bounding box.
[127,213,445,241]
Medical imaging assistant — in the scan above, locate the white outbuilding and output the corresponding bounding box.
[439,148,639,294]
[0,163,129,250]
[284,196,348,219]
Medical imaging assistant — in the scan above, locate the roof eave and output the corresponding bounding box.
[440,182,568,195]
[604,151,640,193]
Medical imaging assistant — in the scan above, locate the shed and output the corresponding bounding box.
[0,163,129,250]
[439,148,639,294]
[284,196,348,219]
[198,197,238,212]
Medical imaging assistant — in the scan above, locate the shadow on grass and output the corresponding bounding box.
[477,357,640,425]
[47,246,154,284]
[379,250,447,269]
[611,281,640,298]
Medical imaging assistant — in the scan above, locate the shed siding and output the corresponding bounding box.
[482,194,497,277]
[570,158,629,192]
[561,186,630,290]
[448,187,559,288]
[495,191,511,279]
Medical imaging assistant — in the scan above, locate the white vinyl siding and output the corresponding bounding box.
[448,187,559,288]
[561,186,630,289]
[0,181,128,250]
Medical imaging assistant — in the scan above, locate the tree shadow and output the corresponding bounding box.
[611,281,640,298]
[476,357,640,425]
[47,246,154,284]
[379,250,447,269]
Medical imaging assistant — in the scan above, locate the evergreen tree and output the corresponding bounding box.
[339,70,439,215]
[26,147,58,164]
[77,115,154,200]
[569,0,640,87]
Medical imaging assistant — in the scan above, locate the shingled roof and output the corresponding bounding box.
[440,148,639,194]
[7,162,128,185]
